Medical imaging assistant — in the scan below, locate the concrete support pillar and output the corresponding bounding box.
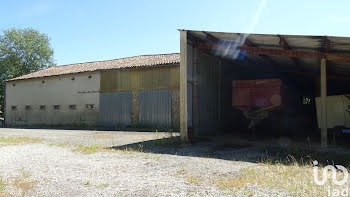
[131,91,139,127]
[320,58,327,147]
[180,30,188,142]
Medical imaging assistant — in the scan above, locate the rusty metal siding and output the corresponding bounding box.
[99,92,132,126]
[197,51,220,135]
[139,90,171,128]
[100,65,179,92]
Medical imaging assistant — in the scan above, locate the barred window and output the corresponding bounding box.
[85,104,94,109]
[69,105,76,110]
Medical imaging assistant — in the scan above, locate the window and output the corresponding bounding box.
[303,96,311,105]
[85,104,94,110]
[69,105,76,110]
[11,106,17,111]
[25,106,32,110]
[54,105,60,110]
[40,105,46,110]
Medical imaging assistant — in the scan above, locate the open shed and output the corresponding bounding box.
[179,30,350,147]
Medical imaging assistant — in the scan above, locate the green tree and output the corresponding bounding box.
[0,28,55,111]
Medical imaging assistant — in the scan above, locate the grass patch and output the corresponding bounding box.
[218,162,347,197]
[0,137,41,146]
[73,144,144,154]
[0,168,39,197]
[106,144,144,153]
[208,151,350,196]
[186,176,202,185]
[83,180,109,189]
[153,135,181,146]
[95,183,109,188]
[95,135,115,139]
[181,146,350,197]
[48,142,69,147]
[11,177,38,196]
[0,176,6,197]
[72,144,104,154]
[195,162,346,196]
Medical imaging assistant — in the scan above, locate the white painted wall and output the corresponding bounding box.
[5,72,100,126]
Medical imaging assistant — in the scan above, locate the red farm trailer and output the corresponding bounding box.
[232,79,313,136]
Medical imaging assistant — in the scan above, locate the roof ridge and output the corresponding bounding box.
[56,53,179,67]
[5,53,180,82]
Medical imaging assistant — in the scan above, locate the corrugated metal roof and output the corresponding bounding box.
[186,30,350,77]
[7,53,180,82]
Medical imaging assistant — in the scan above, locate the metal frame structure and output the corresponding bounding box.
[180,29,350,147]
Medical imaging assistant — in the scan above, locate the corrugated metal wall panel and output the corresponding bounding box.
[139,90,171,128]
[100,66,180,92]
[100,92,132,126]
[197,51,220,135]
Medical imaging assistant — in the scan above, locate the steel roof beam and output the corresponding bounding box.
[195,41,350,62]
[278,35,300,67]
[324,38,331,53]
[203,31,219,43]
[239,34,280,68]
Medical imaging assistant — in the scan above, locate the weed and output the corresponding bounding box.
[0,176,5,192]
[72,143,145,154]
[48,142,69,147]
[95,183,109,188]
[0,173,9,197]
[20,168,31,179]
[186,176,202,184]
[95,135,115,139]
[72,144,104,154]
[8,168,38,197]
[12,177,38,196]
[85,180,91,187]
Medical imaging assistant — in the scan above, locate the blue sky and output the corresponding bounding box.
[1,0,350,65]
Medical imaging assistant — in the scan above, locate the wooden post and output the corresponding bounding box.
[218,59,222,135]
[193,48,199,137]
[180,30,188,142]
[320,58,327,147]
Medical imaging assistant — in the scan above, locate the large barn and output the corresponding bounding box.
[5,53,180,129]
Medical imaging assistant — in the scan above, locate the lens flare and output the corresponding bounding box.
[213,0,267,60]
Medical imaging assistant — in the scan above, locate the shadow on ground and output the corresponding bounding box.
[108,136,263,163]
[108,136,350,168]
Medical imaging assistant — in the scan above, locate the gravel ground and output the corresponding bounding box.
[0,128,173,146]
[0,128,293,197]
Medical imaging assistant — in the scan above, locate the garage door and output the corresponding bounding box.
[139,90,171,128]
[100,92,131,127]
